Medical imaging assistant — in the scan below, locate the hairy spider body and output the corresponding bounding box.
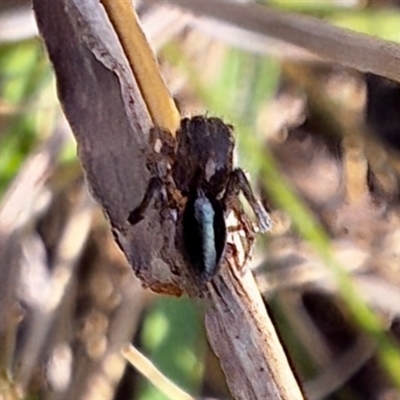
[129,115,270,282]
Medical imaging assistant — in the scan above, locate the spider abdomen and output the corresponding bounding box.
[183,190,226,281]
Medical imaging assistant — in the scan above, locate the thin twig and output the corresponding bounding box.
[122,344,194,400]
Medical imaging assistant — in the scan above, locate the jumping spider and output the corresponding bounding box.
[128,116,271,282]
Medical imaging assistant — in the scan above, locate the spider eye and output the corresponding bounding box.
[183,191,226,281]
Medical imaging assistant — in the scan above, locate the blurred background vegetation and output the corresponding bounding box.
[2,0,400,399]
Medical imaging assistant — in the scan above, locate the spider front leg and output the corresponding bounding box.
[128,174,185,225]
[128,127,178,225]
[148,126,176,164]
[128,177,163,225]
[224,168,272,233]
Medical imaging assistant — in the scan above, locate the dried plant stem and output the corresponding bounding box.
[100,0,180,133]
[121,344,194,400]
[165,0,400,83]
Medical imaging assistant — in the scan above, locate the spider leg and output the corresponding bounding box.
[223,181,254,267]
[128,177,163,225]
[149,127,176,159]
[224,168,272,232]
[129,126,178,226]
[226,198,255,269]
